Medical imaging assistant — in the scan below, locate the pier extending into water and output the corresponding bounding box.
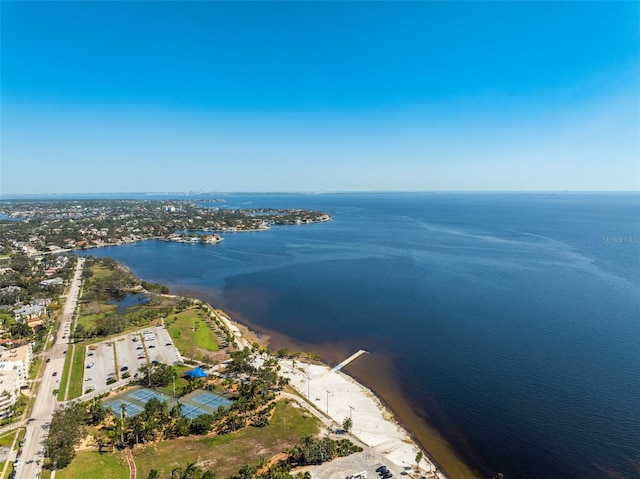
[331,349,368,372]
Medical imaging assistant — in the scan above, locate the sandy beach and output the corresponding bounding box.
[280,358,444,478]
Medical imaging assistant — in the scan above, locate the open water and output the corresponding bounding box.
[78,192,640,479]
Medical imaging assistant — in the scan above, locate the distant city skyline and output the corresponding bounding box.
[2,1,638,194]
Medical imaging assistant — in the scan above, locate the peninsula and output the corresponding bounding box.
[0,199,331,254]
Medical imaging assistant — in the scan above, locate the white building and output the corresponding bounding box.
[0,343,33,419]
[0,366,20,419]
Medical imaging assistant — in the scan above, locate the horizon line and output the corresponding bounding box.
[1,189,640,198]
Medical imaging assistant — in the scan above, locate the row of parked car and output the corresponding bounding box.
[376,465,392,479]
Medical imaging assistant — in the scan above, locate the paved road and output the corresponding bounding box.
[15,258,85,479]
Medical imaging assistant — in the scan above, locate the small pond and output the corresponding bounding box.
[107,292,150,314]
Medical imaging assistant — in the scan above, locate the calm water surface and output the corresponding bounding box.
[80,193,640,479]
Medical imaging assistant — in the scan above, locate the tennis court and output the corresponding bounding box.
[191,390,233,409]
[104,387,233,420]
[130,388,171,403]
[104,399,144,418]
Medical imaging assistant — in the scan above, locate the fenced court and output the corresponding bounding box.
[191,390,233,409]
[104,398,144,418]
[104,387,232,419]
[130,388,172,403]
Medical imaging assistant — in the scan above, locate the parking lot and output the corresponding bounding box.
[307,450,408,479]
[82,324,182,395]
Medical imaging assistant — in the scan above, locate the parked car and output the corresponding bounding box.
[120,366,129,371]
[46,358,51,363]
[86,362,94,368]
[52,372,57,376]
[148,345,155,348]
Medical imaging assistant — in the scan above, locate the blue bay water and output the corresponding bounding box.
[79,192,640,479]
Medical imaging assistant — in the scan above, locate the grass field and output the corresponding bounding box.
[90,265,115,280]
[77,303,118,330]
[167,309,219,356]
[55,450,129,479]
[68,344,87,399]
[133,399,320,478]
[0,431,16,448]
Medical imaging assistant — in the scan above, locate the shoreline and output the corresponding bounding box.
[202,303,479,479]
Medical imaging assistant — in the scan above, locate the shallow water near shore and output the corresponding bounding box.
[78,192,640,479]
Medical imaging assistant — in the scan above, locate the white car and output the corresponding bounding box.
[86,362,94,368]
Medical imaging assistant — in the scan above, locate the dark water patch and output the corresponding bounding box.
[106,292,150,314]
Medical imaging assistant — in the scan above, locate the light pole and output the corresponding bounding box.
[349,405,354,419]
[325,389,330,415]
[304,369,310,399]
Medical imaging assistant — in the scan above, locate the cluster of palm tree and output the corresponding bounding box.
[285,435,363,467]
[218,350,290,433]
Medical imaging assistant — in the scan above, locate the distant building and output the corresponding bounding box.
[40,277,63,286]
[13,304,47,322]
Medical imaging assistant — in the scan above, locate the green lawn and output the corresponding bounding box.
[134,399,320,478]
[68,344,87,399]
[156,364,192,397]
[90,265,115,280]
[166,309,219,356]
[55,450,129,479]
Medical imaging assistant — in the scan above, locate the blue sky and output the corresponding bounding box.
[1,1,638,194]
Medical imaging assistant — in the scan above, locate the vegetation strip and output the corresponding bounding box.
[58,343,74,401]
[68,344,86,399]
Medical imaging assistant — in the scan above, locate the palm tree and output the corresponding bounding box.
[342,416,353,433]
[119,403,127,445]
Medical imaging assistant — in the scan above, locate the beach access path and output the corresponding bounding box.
[280,357,445,478]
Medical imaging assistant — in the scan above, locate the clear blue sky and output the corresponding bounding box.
[1,1,638,194]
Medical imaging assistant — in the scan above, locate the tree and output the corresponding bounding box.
[88,398,108,425]
[46,402,87,469]
[139,362,175,387]
[415,450,424,469]
[147,471,160,479]
[342,416,353,433]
